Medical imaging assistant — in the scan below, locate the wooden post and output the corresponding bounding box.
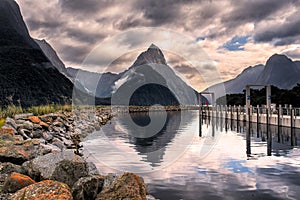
[199,107,202,137]
[278,105,282,143]
[257,105,260,138]
[247,108,251,156]
[291,106,295,146]
[267,108,272,156]
[225,105,228,132]
[230,105,233,130]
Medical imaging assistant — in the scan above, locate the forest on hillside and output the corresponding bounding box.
[216,84,300,107]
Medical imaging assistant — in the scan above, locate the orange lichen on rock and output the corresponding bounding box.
[2,172,35,193]
[28,116,41,123]
[97,172,147,200]
[0,127,15,136]
[39,121,49,128]
[10,180,73,200]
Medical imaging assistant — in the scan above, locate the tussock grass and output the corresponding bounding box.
[0,104,72,118]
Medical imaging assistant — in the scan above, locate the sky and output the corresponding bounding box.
[16,0,300,91]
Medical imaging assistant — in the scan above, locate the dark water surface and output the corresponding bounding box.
[84,110,300,200]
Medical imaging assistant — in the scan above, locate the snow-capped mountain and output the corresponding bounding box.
[67,67,120,98]
[70,44,204,105]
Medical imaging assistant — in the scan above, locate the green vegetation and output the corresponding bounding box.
[217,84,300,107]
[0,104,72,118]
[0,118,5,128]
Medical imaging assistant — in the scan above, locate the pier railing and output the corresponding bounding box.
[200,105,300,129]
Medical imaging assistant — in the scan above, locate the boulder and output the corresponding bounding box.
[2,172,35,193]
[0,127,15,136]
[0,140,45,165]
[96,172,147,200]
[17,129,31,140]
[0,162,24,175]
[39,121,50,130]
[28,116,41,124]
[9,180,73,200]
[32,129,43,138]
[42,131,53,142]
[72,175,105,200]
[50,159,90,188]
[14,113,33,120]
[22,150,98,183]
[4,118,17,130]
[22,121,34,130]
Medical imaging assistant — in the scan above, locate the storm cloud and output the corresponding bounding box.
[15,0,300,89]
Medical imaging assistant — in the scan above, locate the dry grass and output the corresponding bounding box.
[0,104,72,118]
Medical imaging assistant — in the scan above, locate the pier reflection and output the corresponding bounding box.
[198,110,299,157]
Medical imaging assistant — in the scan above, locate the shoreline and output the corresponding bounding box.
[0,106,154,199]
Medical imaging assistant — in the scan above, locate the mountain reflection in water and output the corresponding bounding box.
[84,110,300,200]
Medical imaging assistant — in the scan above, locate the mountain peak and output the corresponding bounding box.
[266,53,293,67]
[132,44,167,67]
[148,43,159,50]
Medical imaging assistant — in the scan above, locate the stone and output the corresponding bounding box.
[96,172,147,200]
[17,129,31,140]
[33,123,42,130]
[32,129,43,138]
[52,138,65,150]
[22,150,96,182]
[13,135,24,142]
[42,132,53,142]
[14,113,33,120]
[28,116,41,124]
[0,162,24,175]
[15,119,25,124]
[2,172,35,193]
[39,121,49,129]
[102,173,117,190]
[72,175,105,200]
[22,121,33,130]
[0,145,30,165]
[39,143,61,153]
[9,180,73,200]
[0,127,15,136]
[4,118,17,130]
[0,141,44,165]
[53,121,64,128]
[0,134,15,144]
[50,159,90,188]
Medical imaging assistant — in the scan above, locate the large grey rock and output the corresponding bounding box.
[72,175,105,200]
[50,159,90,188]
[4,117,17,130]
[96,172,147,200]
[22,121,33,130]
[14,113,33,120]
[22,150,98,182]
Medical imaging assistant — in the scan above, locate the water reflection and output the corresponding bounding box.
[199,112,300,158]
[84,110,300,200]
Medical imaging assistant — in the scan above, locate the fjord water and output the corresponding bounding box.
[84,110,300,200]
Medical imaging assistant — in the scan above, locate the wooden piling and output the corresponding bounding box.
[246,108,251,156]
[267,108,272,156]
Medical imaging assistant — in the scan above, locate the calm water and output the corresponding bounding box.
[83,110,300,200]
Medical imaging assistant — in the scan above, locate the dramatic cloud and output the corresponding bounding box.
[15,0,300,90]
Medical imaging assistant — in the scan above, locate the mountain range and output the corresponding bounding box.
[2,0,299,108]
[206,53,300,99]
[0,0,73,107]
[0,0,203,107]
[68,44,203,106]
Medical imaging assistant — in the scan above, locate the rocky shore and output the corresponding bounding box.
[0,106,153,199]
